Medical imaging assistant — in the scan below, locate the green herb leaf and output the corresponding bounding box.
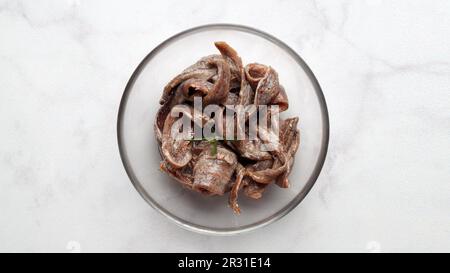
[208,138,217,156]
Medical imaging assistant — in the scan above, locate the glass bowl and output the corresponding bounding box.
[117,24,329,235]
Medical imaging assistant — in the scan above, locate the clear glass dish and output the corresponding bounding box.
[117,24,329,235]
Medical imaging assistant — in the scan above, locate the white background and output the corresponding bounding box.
[0,0,449,252]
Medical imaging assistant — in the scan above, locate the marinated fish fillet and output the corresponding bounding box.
[155,41,300,214]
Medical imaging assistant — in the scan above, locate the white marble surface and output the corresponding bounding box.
[0,0,449,252]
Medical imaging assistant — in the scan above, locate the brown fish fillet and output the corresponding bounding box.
[193,146,237,195]
[154,41,301,214]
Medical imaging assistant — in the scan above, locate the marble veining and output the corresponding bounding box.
[0,0,449,252]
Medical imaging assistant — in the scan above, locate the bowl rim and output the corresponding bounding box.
[117,23,330,235]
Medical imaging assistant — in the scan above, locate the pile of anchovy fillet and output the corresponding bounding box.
[154,42,300,214]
